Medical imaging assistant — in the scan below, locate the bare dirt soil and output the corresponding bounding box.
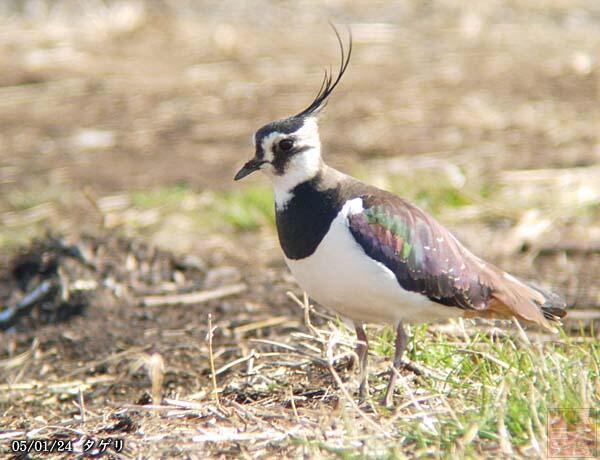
[1,233,314,458]
[1,1,599,458]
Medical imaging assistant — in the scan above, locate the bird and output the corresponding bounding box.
[234,27,567,406]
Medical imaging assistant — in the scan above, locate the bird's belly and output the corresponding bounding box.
[284,210,462,325]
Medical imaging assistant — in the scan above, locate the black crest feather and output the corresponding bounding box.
[295,24,352,118]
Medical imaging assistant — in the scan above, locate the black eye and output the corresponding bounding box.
[279,139,294,151]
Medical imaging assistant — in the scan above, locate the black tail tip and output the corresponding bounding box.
[542,305,568,320]
[526,281,568,320]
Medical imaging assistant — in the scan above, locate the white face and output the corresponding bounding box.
[257,117,322,209]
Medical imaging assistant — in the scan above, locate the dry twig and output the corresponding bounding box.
[207,313,220,407]
[287,291,322,339]
[141,283,246,307]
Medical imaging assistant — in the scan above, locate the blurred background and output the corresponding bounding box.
[1,2,599,454]
[0,0,599,308]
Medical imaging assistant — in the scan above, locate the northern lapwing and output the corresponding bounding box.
[234,27,567,406]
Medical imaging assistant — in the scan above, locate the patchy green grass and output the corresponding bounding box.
[215,186,275,231]
[0,225,46,249]
[127,184,275,232]
[130,184,191,209]
[0,183,72,250]
[0,184,277,253]
[336,321,599,458]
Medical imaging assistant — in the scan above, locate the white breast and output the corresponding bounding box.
[284,198,462,325]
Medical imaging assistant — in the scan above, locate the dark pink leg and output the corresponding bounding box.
[355,324,369,399]
[383,321,407,407]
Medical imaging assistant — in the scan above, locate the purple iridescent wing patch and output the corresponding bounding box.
[347,195,492,311]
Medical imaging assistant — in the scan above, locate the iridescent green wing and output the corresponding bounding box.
[348,194,491,310]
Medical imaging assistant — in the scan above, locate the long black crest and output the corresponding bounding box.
[295,24,352,118]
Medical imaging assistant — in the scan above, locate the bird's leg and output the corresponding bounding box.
[383,320,407,407]
[354,324,369,399]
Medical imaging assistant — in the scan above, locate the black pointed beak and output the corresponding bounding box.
[234,158,264,181]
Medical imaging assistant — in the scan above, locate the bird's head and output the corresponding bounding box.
[234,26,352,198]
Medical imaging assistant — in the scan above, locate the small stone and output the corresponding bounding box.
[71,129,115,151]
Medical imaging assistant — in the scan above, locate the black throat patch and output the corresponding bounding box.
[275,173,343,260]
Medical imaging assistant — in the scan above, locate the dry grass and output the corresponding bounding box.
[1,287,598,458]
[1,0,600,458]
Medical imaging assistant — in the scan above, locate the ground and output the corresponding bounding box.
[0,1,599,458]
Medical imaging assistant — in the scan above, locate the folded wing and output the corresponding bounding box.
[348,194,491,311]
[347,193,565,329]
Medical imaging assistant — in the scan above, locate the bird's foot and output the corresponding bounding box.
[380,360,423,406]
[346,352,358,372]
[357,398,377,413]
[402,360,423,376]
[382,383,395,408]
